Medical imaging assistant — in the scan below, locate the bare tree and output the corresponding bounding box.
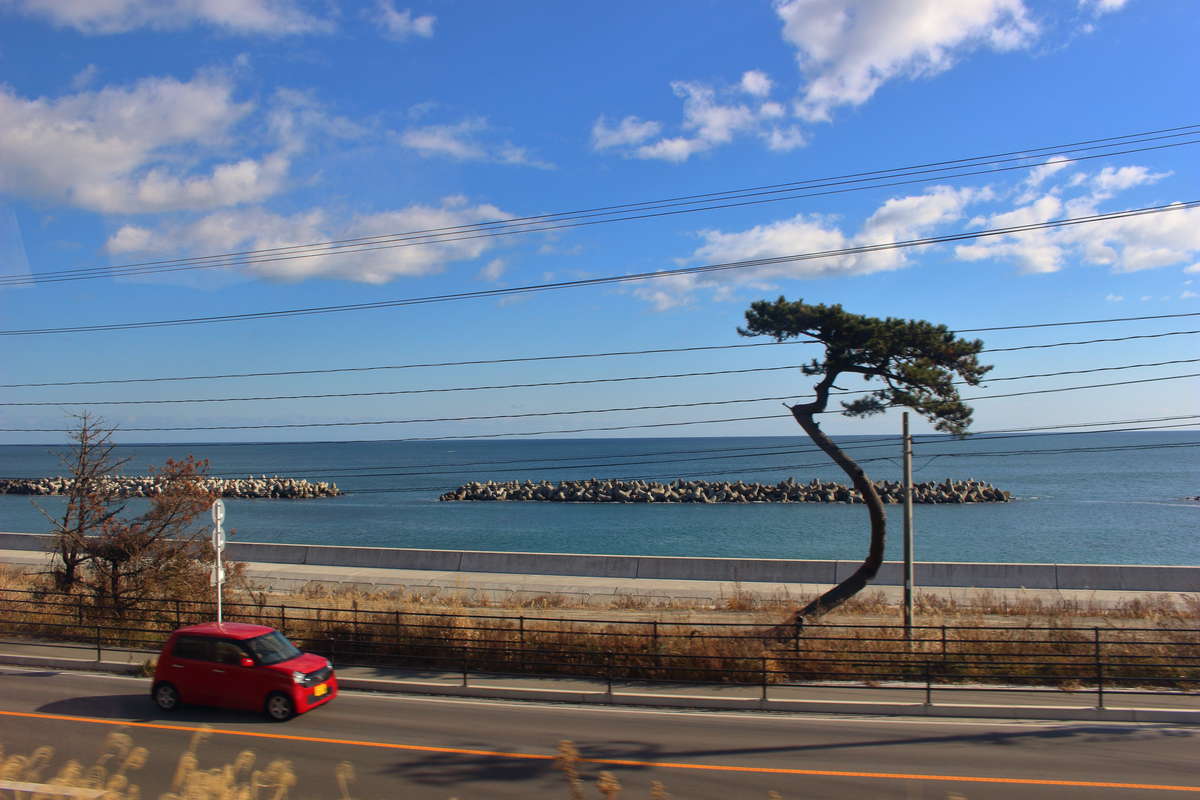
[36,413,128,591]
[82,455,219,617]
[40,415,235,617]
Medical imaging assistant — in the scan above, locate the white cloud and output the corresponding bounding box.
[775,0,1038,122]
[399,118,553,168]
[105,198,513,284]
[954,166,1200,274]
[624,79,790,162]
[591,115,662,150]
[740,70,774,97]
[1024,155,1070,188]
[478,258,506,282]
[0,77,357,214]
[69,64,99,91]
[1181,290,1198,300]
[8,0,331,35]
[0,74,279,213]
[1079,0,1127,14]
[400,119,488,160]
[373,1,435,39]
[764,125,806,151]
[1091,165,1171,194]
[634,137,707,163]
[635,185,979,307]
[1104,293,1123,302]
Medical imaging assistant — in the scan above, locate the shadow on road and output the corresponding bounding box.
[37,693,279,726]
[380,724,1196,788]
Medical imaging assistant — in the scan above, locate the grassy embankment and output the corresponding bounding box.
[3,563,1198,689]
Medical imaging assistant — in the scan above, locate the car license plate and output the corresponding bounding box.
[313,683,327,697]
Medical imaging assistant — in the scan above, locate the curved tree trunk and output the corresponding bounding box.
[769,403,887,638]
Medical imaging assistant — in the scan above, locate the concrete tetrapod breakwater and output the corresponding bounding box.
[0,475,342,499]
[440,477,1011,504]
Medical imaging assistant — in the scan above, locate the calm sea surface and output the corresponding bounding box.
[1,432,1196,565]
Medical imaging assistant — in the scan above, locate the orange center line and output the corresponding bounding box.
[2,709,1197,793]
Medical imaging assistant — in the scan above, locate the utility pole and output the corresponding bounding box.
[211,499,226,624]
[902,413,914,638]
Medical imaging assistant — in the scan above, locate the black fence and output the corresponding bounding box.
[2,587,1197,707]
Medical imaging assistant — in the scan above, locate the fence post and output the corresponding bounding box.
[1094,627,1105,710]
[761,655,769,703]
[77,596,83,627]
[606,651,614,699]
[174,599,181,627]
[280,605,286,631]
[941,625,948,661]
[462,648,469,688]
[924,661,933,706]
[519,616,526,671]
[95,624,102,662]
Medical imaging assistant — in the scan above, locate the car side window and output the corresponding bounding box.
[171,636,211,661]
[213,640,249,665]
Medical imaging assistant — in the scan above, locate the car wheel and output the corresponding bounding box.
[153,682,180,712]
[265,692,295,722]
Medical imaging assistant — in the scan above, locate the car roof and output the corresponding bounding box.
[172,622,277,640]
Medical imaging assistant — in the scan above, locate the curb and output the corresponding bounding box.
[6,654,1191,725]
[335,677,1200,724]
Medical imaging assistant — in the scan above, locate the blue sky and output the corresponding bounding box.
[0,0,1197,445]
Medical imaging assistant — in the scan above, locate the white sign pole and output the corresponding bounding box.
[211,499,226,624]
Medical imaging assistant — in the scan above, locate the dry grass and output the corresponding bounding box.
[2,563,1198,690]
[0,730,802,799]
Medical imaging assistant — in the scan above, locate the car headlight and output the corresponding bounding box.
[292,671,305,683]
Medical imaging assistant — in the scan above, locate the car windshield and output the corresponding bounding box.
[245,631,302,666]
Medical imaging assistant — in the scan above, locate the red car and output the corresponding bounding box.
[152,622,337,721]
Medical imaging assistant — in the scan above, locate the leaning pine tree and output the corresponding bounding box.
[738,297,992,627]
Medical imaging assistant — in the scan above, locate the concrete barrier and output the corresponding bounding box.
[1,532,1195,591]
[1055,564,1199,592]
[460,551,639,578]
[636,556,838,584]
[919,561,1059,590]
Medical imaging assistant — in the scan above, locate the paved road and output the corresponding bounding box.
[1,666,1196,799]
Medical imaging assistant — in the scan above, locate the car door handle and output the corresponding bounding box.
[172,664,185,669]
[211,669,226,673]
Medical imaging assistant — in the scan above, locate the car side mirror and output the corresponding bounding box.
[240,656,255,668]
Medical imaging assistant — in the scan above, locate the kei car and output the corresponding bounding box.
[152,622,336,721]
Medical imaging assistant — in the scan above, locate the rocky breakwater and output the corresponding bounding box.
[0,475,342,499]
[440,477,1011,504]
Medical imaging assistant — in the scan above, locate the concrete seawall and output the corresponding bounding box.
[2,532,1195,592]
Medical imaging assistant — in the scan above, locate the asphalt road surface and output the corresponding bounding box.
[0,666,1196,800]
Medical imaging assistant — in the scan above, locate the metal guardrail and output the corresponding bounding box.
[1,587,1197,709]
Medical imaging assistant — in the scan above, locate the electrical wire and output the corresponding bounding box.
[190,421,1199,482]
[3,371,1195,432]
[5,125,1197,287]
[344,439,1200,494]
[4,201,1197,336]
[5,357,1194,407]
[5,315,1198,389]
[5,414,1190,481]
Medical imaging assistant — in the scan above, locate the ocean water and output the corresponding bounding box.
[1,432,1196,566]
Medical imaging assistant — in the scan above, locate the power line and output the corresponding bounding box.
[3,371,1195,432]
[0,342,806,388]
[192,421,1199,481]
[345,439,1200,494]
[5,357,1193,407]
[982,329,1200,352]
[5,125,1197,286]
[1,414,1181,479]
[5,315,1197,388]
[4,201,1197,336]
